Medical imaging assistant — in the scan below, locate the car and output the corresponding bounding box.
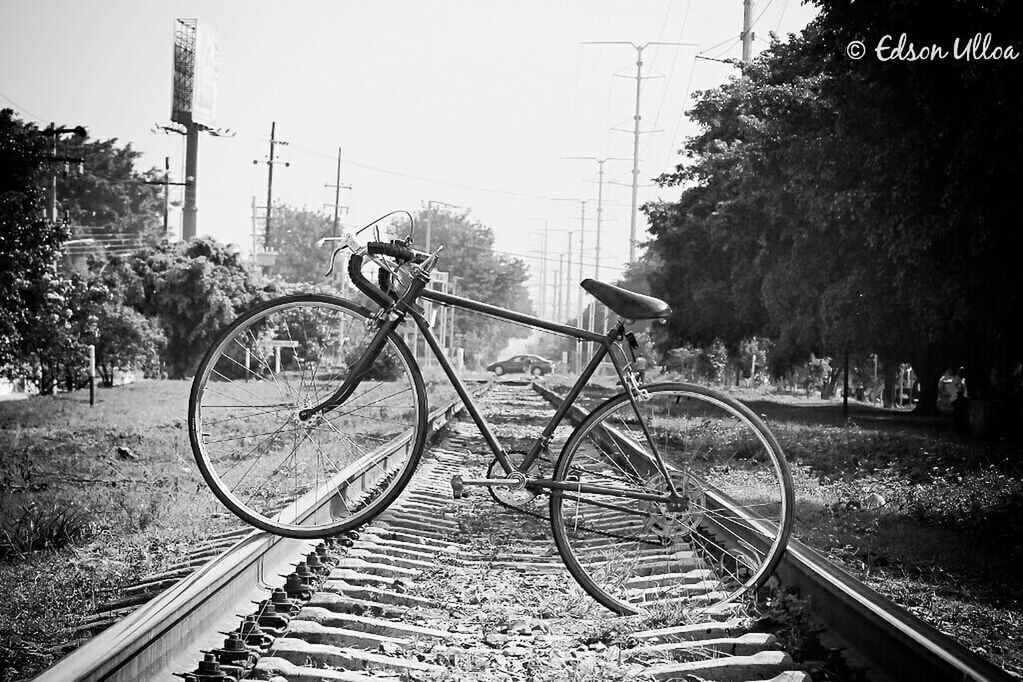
[486,354,556,377]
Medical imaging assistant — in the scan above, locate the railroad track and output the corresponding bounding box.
[533,382,1015,682]
[37,381,1013,681]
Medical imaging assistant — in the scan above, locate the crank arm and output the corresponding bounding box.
[450,474,672,505]
[451,474,522,499]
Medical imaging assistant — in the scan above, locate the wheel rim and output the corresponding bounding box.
[190,298,424,535]
[550,385,791,615]
[494,366,504,375]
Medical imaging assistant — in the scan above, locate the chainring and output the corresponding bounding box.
[487,456,541,507]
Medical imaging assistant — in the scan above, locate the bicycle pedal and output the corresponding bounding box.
[450,474,465,499]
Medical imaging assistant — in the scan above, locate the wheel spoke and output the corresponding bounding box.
[190,297,425,538]
[550,385,792,616]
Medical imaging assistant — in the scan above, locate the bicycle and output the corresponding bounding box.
[188,212,794,615]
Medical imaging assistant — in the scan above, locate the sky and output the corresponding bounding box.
[1,0,818,315]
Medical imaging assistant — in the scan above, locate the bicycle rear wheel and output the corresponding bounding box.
[549,383,793,615]
[188,294,427,538]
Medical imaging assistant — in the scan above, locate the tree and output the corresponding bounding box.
[59,137,163,241]
[413,206,533,364]
[645,0,1022,413]
[11,266,88,394]
[97,238,275,379]
[90,303,166,386]
[0,109,70,369]
[267,205,336,284]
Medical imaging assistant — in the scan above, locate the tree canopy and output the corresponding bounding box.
[413,206,533,363]
[644,0,1022,406]
[0,110,71,368]
[96,238,274,379]
[266,205,336,284]
[59,137,163,238]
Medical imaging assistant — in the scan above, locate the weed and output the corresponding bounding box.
[750,587,816,657]
[0,499,96,559]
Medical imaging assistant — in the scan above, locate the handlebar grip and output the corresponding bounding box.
[367,241,429,263]
[347,253,394,308]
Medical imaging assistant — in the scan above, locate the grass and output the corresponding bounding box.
[0,373,462,681]
[0,380,233,680]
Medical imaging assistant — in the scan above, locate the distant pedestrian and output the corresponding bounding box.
[634,355,648,383]
[952,366,969,434]
[953,367,968,399]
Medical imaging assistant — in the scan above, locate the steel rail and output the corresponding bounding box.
[532,382,1013,682]
[36,383,490,682]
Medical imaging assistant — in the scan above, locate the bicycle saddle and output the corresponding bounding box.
[581,279,671,320]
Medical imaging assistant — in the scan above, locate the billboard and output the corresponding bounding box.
[171,19,219,128]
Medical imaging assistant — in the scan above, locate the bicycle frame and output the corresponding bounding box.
[306,254,678,503]
[416,286,614,475]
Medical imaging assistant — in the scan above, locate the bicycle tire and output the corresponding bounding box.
[188,294,428,538]
[549,382,793,615]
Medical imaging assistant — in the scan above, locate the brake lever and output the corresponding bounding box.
[319,234,362,277]
[324,245,346,278]
[418,245,445,273]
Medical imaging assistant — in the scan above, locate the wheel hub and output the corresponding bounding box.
[642,472,706,541]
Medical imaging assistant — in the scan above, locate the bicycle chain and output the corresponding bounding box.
[487,455,663,547]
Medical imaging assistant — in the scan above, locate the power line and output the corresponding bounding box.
[662,57,701,174]
[643,0,694,166]
[775,0,791,33]
[751,0,777,30]
[0,90,44,122]
[287,142,635,209]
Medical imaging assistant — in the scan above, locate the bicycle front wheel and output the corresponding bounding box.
[550,383,793,615]
[188,294,427,538]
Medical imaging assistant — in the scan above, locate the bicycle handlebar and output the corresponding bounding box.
[347,253,394,308]
[366,241,429,264]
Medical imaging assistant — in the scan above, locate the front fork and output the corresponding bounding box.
[298,272,428,422]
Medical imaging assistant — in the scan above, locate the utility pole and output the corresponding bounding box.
[564,232,574,324]
[412,200,461,362]
[525,219,549,318]
[425,200,461,251]
[251,196,257,266]
[161,157,170,236]
[741,0,755,62]
[143,156,189,239]
[253,121,289,248]
[554,254,564,323]
[583,41,696,263]
[183,123,199,239]
[575,201,599,367]
[563,157,628,361]
[155,122,234,240]
[42,123,87,223]
[324,146,351,237]
[563,157,628,282]
[576,201,590,342]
